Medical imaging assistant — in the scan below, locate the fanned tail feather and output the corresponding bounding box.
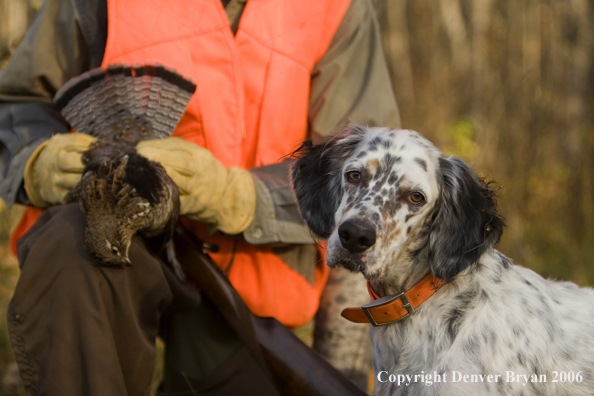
[54,64,196,144]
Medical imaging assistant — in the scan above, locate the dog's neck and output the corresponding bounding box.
[370,249,509,395]
[371,243,433,297]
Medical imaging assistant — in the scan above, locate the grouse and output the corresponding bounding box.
[55,64,196,280]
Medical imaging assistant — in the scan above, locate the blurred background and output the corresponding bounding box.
[1,0,594,394]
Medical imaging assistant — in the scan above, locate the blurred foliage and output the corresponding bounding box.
[438,117,481,159]
[151,338,165,396]
[0,204,23,395]
[377,0,594,285]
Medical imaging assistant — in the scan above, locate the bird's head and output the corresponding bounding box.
[84,218,133,266]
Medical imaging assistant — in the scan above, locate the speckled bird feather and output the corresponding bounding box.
[56,64,195,144]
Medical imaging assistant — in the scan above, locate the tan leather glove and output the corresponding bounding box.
[24,133,96,208]
[136,137,256,235]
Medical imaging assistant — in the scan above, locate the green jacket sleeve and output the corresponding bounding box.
[308,0,401,144]
[0,0,106,206]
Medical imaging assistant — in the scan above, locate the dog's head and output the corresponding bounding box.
[291,125,504,286]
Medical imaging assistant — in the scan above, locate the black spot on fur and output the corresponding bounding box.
[415,158,428,172]
[405,214,414,222]
[446,289,476,340]
[406,202,423,214]
[456,289,477,304]
[354,189,368,203]
[462,335,480,357]
[372,213,380,221]
[544,316,557,340]
[381,200,402,217]
[512,326,524,337]
[387,172,399,185]
[368,136,382,152]
[356,150,367,159]
[370,136,382,146]
[382,154,401,168]
[496,251,513,268]
[372,181,383,192]
[479,289,489,301]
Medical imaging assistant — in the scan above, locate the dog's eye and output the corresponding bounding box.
[345,171,361,184]
[408,191,426,204]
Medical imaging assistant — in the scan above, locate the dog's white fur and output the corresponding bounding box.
[291,125,594,396]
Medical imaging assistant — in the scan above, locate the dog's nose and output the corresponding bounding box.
[338,219,377,253]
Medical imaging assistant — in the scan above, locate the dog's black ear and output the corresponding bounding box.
[428,157,504,281]
[290,124,367,239]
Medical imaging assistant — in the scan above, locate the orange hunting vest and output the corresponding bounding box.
[12,0,350,327]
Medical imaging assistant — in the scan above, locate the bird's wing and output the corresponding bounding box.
[79,170,108,215]
[111,154,129,195]
[154,165,180,241]
[140,172,180,256]
[54,64,196,144]
[111,155,153,223]
[115,185,152,222]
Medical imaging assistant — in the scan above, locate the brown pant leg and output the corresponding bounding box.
[8,203,175,396]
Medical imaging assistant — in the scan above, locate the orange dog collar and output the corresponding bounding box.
[341,273,444,326]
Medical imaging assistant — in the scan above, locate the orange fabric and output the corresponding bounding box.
[9,207,43,256]
[11,0,350,328]
[341,273,445,326]
[102,0,350,169]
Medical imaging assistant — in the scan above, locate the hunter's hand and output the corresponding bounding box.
[24,133,96,207]
[137,137,256,234]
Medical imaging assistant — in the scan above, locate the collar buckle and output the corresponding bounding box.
[362,292,415,327]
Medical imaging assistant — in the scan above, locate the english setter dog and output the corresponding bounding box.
[291,125,594,396]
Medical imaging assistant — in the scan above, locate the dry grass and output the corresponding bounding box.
[0,205,24,395]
